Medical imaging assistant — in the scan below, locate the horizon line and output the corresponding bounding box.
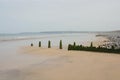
[0,30,120,34]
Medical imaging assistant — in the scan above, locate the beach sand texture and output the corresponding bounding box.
[19,47,120,80]
[0,34,120,80]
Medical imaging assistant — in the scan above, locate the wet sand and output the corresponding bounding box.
[0,36,120,80]
[20,47,120,80]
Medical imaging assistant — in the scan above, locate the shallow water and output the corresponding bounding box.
[0,33,96,80]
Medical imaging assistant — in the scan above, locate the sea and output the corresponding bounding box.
[0,32,97,80]
[0,32,96,47]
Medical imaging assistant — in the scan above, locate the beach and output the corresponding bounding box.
[0,32,120,80]
[22,47,120,80]
[1,0,120,79]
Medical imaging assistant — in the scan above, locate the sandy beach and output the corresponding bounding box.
[0,33,120,80]
[1,0,120,79]
[20,46,120,80]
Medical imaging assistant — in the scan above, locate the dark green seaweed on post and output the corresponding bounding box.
[48,40,51,48]
[59,40,63,49]
[39,41,41,47]
[31,43,33,47]
[68,42,120,54]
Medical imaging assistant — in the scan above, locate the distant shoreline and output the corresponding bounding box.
[0,32,95,42]
[1,30,120,35]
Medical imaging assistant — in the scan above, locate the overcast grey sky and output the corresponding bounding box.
[0,0,120,33]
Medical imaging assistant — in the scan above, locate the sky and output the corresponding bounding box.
[0,0,120,33]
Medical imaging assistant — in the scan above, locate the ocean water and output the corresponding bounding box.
[0,33,96,80]
[0,32,96,47]
[0,32,97,80]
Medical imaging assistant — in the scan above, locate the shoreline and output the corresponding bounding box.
[20,43,120,80]
[21,36,110,55]
[1,33,120,80]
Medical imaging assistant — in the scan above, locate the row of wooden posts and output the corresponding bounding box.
[31,40,63,49]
